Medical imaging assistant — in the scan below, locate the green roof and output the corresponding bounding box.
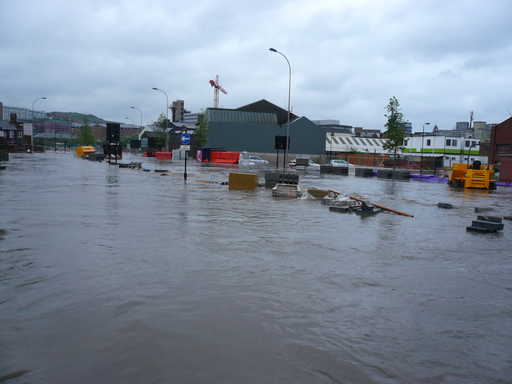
[206,109,277,124]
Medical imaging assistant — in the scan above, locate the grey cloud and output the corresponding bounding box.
[1,0,511,129]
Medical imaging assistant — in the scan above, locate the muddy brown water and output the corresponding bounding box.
[1,153,512,383]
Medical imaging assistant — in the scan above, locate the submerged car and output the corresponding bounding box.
[239,152,269,167]
[330,159,352,167]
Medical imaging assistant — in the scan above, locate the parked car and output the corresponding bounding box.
[239,152,269,167]
[248,155,269,165]
[330,159,352,167]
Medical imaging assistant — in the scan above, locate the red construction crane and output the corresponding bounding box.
[209,75,227,108]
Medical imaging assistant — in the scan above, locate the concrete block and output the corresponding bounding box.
[264,171,299,188]
[467,226,498,233]
[477,215,503,223]
[329,206,351,213]
[475,207,494,213]
[471,220,504,231]
[229,172,258,190]
[355,167,374,177]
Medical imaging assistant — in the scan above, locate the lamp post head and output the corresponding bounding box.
[41,97,47,100]
[152,87,158,90]
[269,48,277,52]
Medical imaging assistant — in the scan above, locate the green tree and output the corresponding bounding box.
[195,113,208,147]
[154,113,170,150]
[383,96,405,164]
[79,124,96,146]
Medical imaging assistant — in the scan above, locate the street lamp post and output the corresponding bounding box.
[31,97,47,149]
[269,48,291,170]
[152,87,169,151]
[420,122,430,174]
[130,106,143,130]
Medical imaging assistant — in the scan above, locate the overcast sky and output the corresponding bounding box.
[1,0,511,131]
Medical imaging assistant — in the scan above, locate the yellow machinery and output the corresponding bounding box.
[75,146,96,158]
[448,163,496,190]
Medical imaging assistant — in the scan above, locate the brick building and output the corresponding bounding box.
[490,117,512,182]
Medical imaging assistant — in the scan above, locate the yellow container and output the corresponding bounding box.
[228,173,258,190]
[76,146,96,158]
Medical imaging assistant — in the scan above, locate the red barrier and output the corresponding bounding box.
[155,152,172,160]
[144,152,155,157]
[210,151,240,164]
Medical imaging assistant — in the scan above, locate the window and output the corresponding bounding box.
[338,137,346,144]
[446,139,451,146]
[465,140,470,147]
[452,157,456,160]
[426,139,431,146]
[445,156,449,159]
[452,139,457,146]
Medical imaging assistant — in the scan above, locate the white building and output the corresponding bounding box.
[403,135,486,167]
[326,133,390,154]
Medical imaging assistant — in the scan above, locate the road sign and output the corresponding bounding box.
[181,145,190,151]
[181,133,190,145]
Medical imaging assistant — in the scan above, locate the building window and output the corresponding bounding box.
[465,140,470,147]
[452,157,456,160]
[446,139,451,146]
[445,156,449,159]
[426,139,431,146]
[452,139,457,146]
[404,139,408,146]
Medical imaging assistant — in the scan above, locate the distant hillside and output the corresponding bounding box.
[47,112,105,124]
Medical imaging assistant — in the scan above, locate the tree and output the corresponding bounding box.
[154,113,170,150]
[195,113,208,147]
[79,124,96,146]
[383,96,405,164]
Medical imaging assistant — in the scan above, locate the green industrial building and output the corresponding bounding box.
[205,100,325,155]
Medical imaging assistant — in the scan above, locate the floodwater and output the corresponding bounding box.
[1,153,511,384]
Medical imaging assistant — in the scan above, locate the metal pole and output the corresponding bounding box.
[420,122,430,174]
[31,97,47,150]
[269,48,291,170]
[152,88,169,151]
[184,150,188,181]
[130,106,143,129]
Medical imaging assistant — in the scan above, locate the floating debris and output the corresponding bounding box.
[437,202,454,209]
[350,195,414,217]
[0,370,30,383]
[272,183,303,198]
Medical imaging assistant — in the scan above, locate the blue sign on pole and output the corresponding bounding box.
[181,133,190,145]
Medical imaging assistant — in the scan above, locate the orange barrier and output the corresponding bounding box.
[155,152,172,160]
[210,151,240,164]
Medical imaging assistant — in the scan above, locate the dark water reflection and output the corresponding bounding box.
[1,153,512,383]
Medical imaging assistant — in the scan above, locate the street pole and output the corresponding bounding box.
[130,106,143,130]
[420,122,430,174]
[152,87,169,151]
[31,97,47,150]
[269,48,291,170]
